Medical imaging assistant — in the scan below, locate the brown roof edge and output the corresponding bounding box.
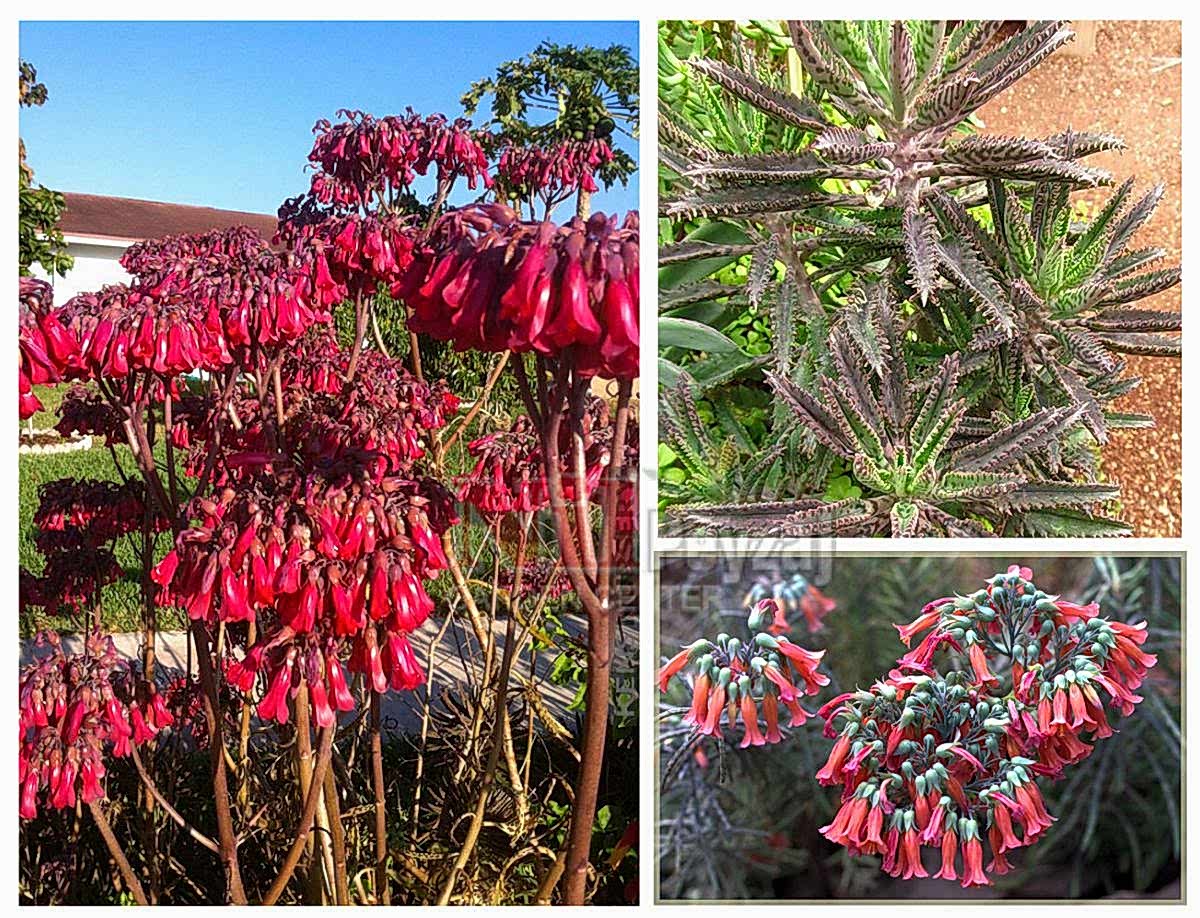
[59,192,280,244]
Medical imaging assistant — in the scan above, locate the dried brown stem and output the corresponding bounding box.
[88,799,149,906]
[370,688,390,905]
[261,724,336,905]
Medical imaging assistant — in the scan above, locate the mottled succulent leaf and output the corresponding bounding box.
[687,152,853,184]
[944,135,1056,167]
[889,500,922,537]
[811,126,897,164]
[936,237,1016,335]
[1003,481,1121,510]
[659,280,744,313]
[951,406,1079,472]
[680,496,877,537]
[1041,130,1126,158]
[937,470,1021,502]
[903,205,939,304]
[658,240,756,266]
[665,185,821,220]
[1108,183,1165,258]
[765,370,854,459]
[1052,361,1107,443]
[1095,267,1181,306]
[1087,307,1182,333]
[687,57,828,131]
[1093,331,1181,357]
[746,237,779,307]
[1018,507,1132,537]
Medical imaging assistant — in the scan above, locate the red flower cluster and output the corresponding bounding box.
[303,109,491,211]
[21,539,124,614]
[18,632,148,819]
[459,399,611,517]
[278,335,458,479]
[402,203,639,379]
[31,226,333,393]
[34,477,151,546]
[120,226,334,354]
[19,278,78,418]
[54,383,125,445]
[23,479,160,616]
[658,599,829,748]
[496,138,615,206]
[817,565,1158,887]
[278,211,417,305]
[153,472,456,726]
[744,573,837,633]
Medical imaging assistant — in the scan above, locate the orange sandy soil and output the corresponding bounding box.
[978,20,1182,536]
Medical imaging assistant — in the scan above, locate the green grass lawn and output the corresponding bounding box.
[20,384,183,637]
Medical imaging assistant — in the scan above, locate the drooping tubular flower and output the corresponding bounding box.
[276,211,418,306]
[744,572,837,633]
[400,203,639,380]
[658,598,830,748]
[299,108,491,212]
[458,399,612,517]
[495,138,616,211]
[18,277,79,418]
[818,565,1158,887]
[153,462,457,725]
[18,631,136,819]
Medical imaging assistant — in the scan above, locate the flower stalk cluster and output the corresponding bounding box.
[816,565,1157,886]
[659,598,830,749]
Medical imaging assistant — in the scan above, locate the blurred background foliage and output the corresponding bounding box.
[657,555,1181,900]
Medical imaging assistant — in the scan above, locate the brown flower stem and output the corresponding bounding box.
[271,362,286,430]
[88,799,149,906]
[559,591,612,905]
[370,688,390,905]
[345,292,368,384]
[189,621,247,904]
[293,679,323,904]
[569,376,598,581]
[596,379,633,602]
[520,364,600,610]
[441,350,511,453]
[535,850,567,905]
[162,386,179,508]
[237,620,256,807]
[369,305,393,358]
[129,742,220,854]
[261,724,335,905]
[411,535,489,834]
[435,528,527,906]
[321,763,350,906]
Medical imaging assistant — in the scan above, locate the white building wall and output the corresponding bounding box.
[31,235,132,305]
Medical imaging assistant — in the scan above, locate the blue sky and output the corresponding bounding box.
[19,20,639,218]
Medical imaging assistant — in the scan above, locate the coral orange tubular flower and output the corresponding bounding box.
[659,606,830,749]
[817,566,1157,888]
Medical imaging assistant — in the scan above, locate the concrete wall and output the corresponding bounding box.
[31,234,132,304]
